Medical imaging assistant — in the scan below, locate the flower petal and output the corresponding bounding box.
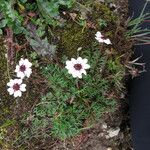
[81,69,87,75]
[7,79,14,87]
[15,65,20,73]
[17,79,22,84]
[83,58,88,64]
[65,61,73,69]
[20,84,26,92]
[72,72,78,78]
[25,68,32,78]
[14,91,22,97]
[104,39,111,45]
[95,37,104,43]
[77,73,82,78]
[77,57,83,63]
[95,31,103,38]
[84,64,90,69]
[24,59,32,67]
[71,58,77,64]
[68,68,74,74]
[17,71,25,79]
[19,58,24,66]
[7,88,14,95]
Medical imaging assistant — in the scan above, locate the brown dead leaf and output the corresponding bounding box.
[87,21,96,29]
[69,13,77,21]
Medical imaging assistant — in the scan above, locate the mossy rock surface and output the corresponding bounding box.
[56,23,95,57]
[0,38,10,121]
[0,0,131,149]
[0,38,8,100]
[93,2,118,23]
[0,38,14,149]
[54,1,118,58]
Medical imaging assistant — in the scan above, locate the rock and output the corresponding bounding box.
[102,122,107,129]
[99,0,105,2]
[107,127,120,138]
[107,147,112,150]
[98,132,104,137]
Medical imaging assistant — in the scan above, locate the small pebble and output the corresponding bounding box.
[102,123,107,129]
[98,132,104,137]
[107,127,120,138]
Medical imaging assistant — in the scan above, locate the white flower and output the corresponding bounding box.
[65,57,90,78]
[15,58,32,79]
[7,79,26,98]
[95,31,112,45]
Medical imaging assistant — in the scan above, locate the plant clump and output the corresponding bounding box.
[21,47,117,140]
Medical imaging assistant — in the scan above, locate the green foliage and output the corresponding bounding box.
[21,47,116,140]
[0,1,26,34]
[93,2,117,23]
[26,20,57,57]
[107,58,125,90]
[98,18,107,29]
[29,52,39,67]
[0,0,75,56]
[36,0,75,26]
[0,119,15,145]
[0,0,75,32]
[126,1,150,44]
[0,0,127,146]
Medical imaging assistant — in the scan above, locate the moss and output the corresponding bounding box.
[0,37,12,149]
[56,23,95,58]
[0,37,10,121]
[93,2,118,23]
[0,38,8,99]
[54,2,118,58]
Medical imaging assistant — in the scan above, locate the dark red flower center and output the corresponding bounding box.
[20,65,26,72]
[99,36,105,40]
[74,64,82,70]
[13,83,20,91]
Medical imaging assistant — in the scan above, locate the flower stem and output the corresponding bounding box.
[7,59,11,80]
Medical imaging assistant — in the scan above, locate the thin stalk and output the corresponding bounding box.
[75,1,90,12]
[132,1,148,31]
[7,58,11,80]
